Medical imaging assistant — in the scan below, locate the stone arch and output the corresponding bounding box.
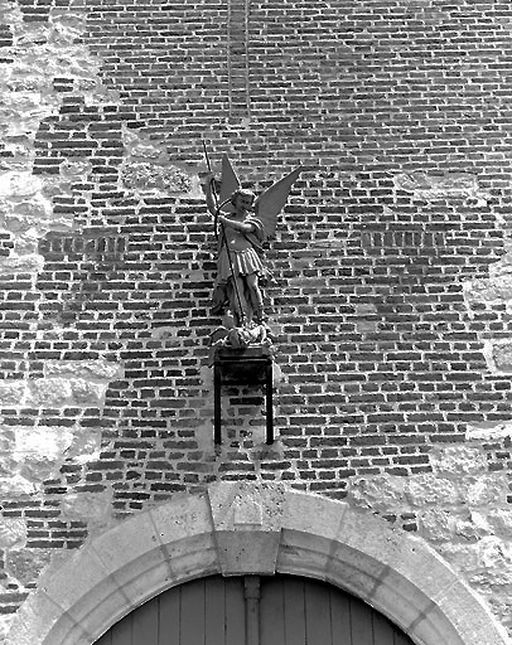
[7,483,509,645]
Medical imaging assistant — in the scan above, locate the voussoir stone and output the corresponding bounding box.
[208,481,286,575]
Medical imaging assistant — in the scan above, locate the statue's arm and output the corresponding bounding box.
[218,214,255,234]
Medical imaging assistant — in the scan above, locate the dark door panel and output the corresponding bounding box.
[95,575,414,645]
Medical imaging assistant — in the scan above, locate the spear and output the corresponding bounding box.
[202,139,219,240]
[201,140,247,325]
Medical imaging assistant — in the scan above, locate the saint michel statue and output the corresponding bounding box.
[202,154,302,330]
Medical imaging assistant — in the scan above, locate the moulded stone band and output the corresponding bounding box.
[7,483,511,645]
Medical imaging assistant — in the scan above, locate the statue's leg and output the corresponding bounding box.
[246,274,264,322]
[230,275,249,324]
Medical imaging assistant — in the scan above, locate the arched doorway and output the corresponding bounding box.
[7,483,509,645]
[95,574,414,645]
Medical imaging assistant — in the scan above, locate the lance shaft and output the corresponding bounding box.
[202,141,246,325]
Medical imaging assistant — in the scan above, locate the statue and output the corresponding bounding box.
[201,153,302,332]
[207,311,273,366]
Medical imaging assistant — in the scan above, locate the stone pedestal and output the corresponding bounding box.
[213,346,274,445]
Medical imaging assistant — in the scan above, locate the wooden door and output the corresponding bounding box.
[95,575,414,645]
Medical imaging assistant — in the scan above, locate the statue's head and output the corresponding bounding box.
[230,188,256,213]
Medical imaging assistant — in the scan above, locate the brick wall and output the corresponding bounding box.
[1,0,512,637]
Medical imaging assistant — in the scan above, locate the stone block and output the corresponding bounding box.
[60,490,113,528]
[66,428,102,465]
[215,531,281,576]
[277,529,332,580]
[149,492,219,580]
[0,474,39,497]
[325,544,389,601]
[14,426,74,481]
[406,474,461,506]
[468,537,512,586]
[393,171,487,204]
[419,508,459,543]
[348,474,408,512]
[0,253,44,274]
[370,576,446,641]
[14,231,39,254]
[38,549,110,613]
[69,378,106,406]
[87,519,164,585]
[337,507,465,603]
[0,616,14,643]
[0,172,43,199]
[282,490,347,540]
[464,275,512,304]
[34,550,129,645]
[0,381,27,407]
[10,194,52,224]
[0,423,101,495]
[208,481,286,575]
[44,360,123,381]
[6,549,53,586]
[399,599,457,645]
[488,508,512,538]
[431,577,510,645]
[467,422,512,442]
[164,533,219,582]
[60,159,92,179]
[28,378,72,407]
[14,424,74,459]
[487,592,512,637]
[336,505,405,558]
[149,491,213,543]
[208,481,286,533]
[89,514,212,611]
[429,446,489,477]
[437,542,481,579]
[5,592,88,645]
[493,342,512,371]
[465,474,509,506]
[120,160,191,195]
[0,518,27,549]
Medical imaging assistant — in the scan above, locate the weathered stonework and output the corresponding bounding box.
[0,520,26,551]
[0,0,511,641]
[482,339,512,374]
[0,0,108,268]
[467,422,512,443]
[464,254,512,307]
[0,359,123,408]
[0,425,101,496]
[120,160,193,195]
[393,172,490,205]
[60,490,113,530]
[5,549,53,589]
[347,443,512,634]
[7,485,510,645]
[120,128,199,196]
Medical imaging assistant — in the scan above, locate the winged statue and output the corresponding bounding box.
[202,154,302,329]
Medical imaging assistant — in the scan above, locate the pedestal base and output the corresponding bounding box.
[213,346,274,445]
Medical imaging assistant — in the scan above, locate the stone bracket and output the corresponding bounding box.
[213,347,274,445]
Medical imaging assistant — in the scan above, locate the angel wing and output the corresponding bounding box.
[219,154,241,212]
[253,167,303,237]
